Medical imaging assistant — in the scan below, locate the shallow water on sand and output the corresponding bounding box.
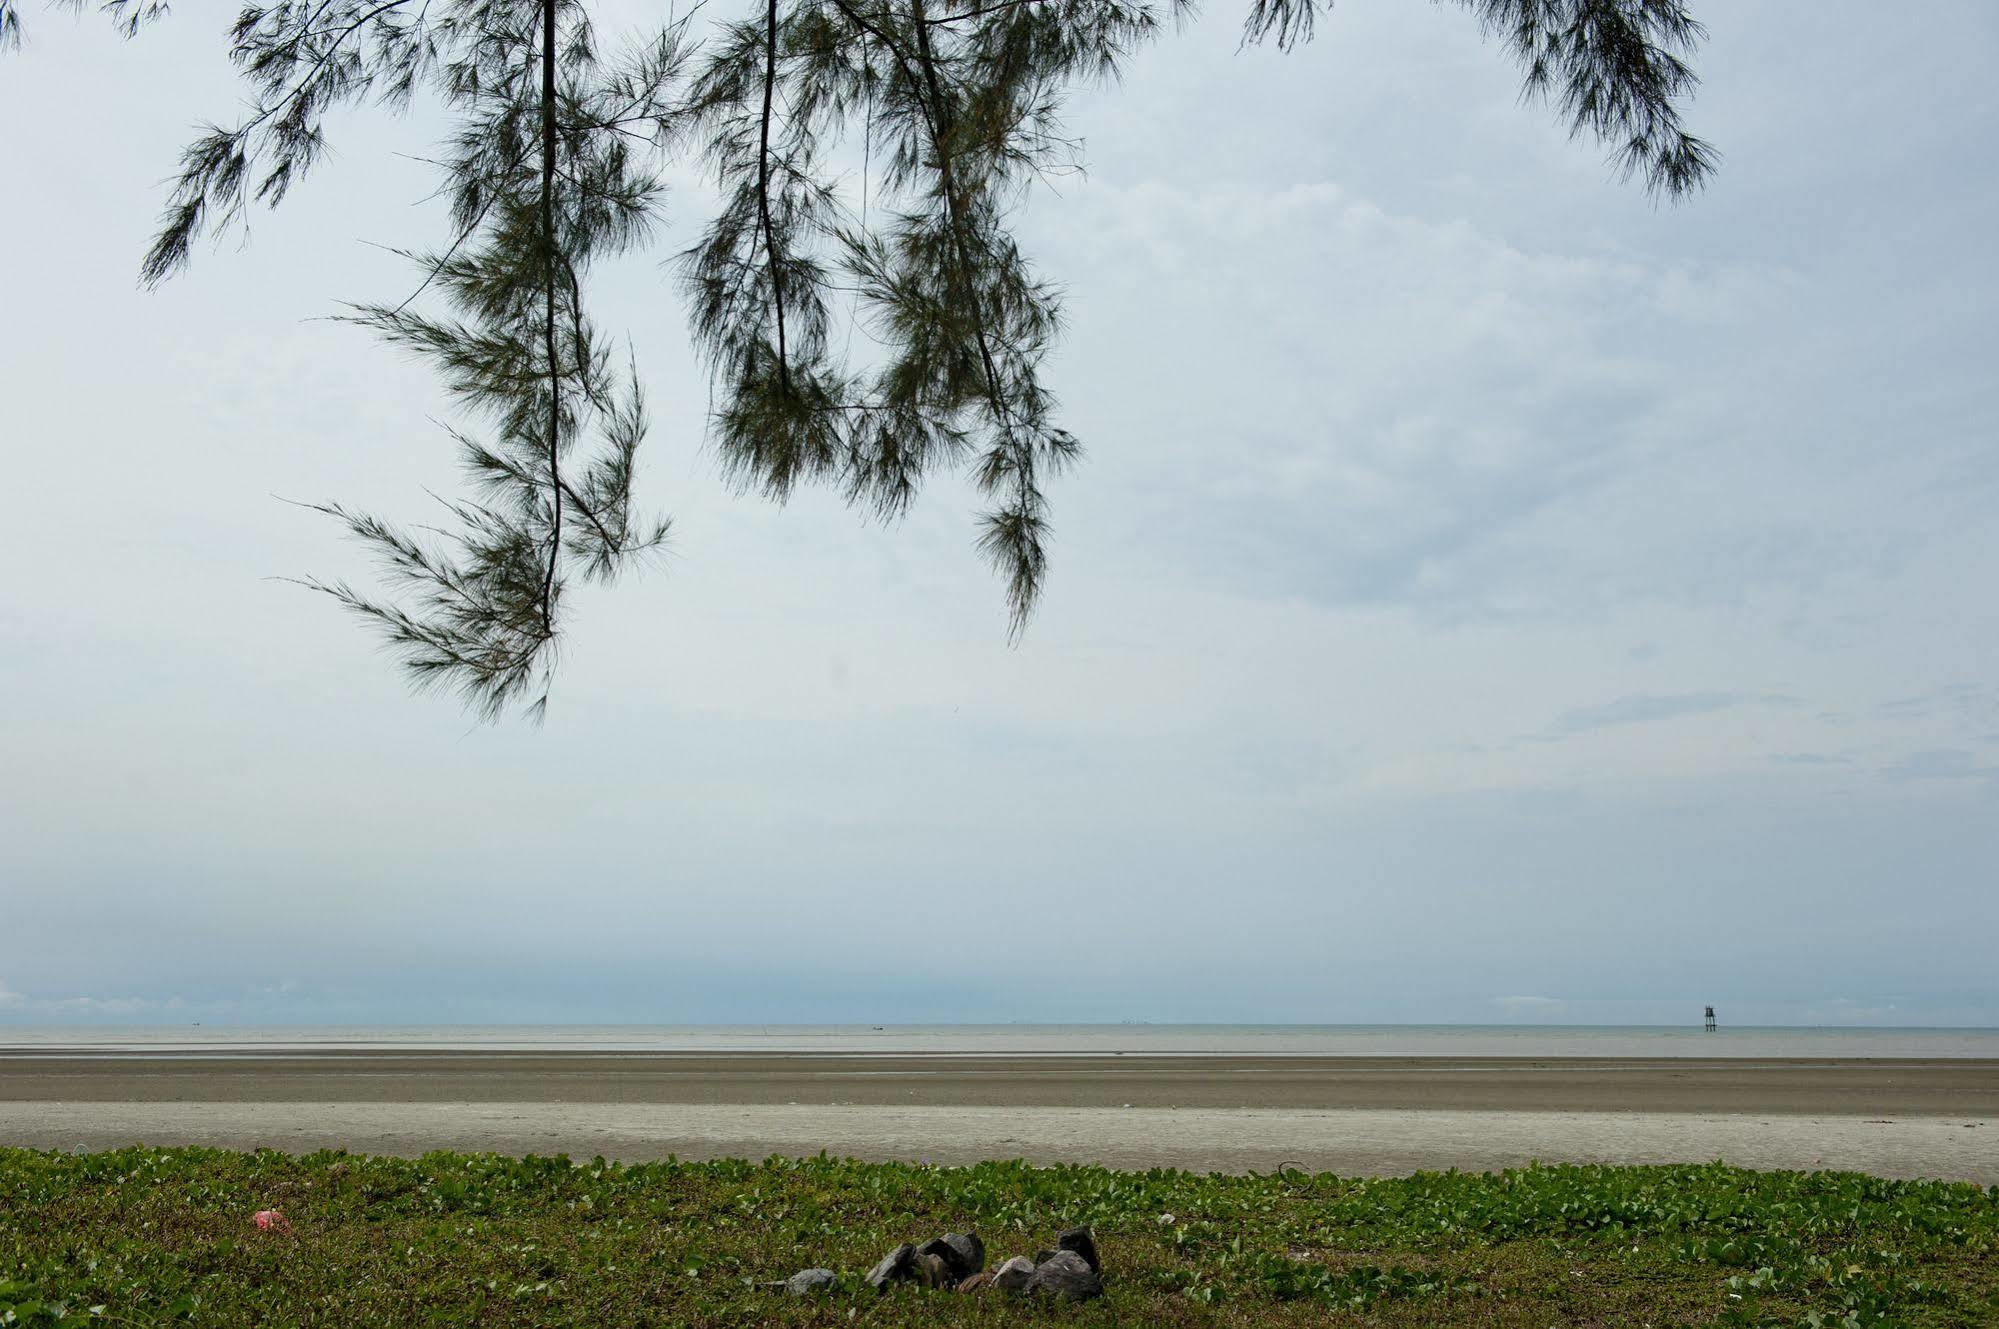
[6,1023,1997,1058]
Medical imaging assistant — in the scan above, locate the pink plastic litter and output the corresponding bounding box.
[252,1209,290,1232]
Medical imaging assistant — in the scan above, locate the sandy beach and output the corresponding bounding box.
[3,1051,1993,1180]
[3,1100,1993,1181]
[4,1051,1997,1113]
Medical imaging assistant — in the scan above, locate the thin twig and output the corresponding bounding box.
[539,0,562,633]
[757,0,792,387]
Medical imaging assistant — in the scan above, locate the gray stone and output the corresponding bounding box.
[784,1268,837,1296]
[1025,1249,1103,1302]
[864,1242,916,1291]
[988,1255,1037,1292]
[919,1232,985,1280]
[1056,1225,1101,1274]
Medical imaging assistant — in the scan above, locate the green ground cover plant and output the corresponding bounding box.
[2,1148,1994,1326]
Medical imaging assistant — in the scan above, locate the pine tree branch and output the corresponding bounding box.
[53,0,1711,716]
[141,0,415,285]
[549,247,640,559]
[539,0,562,634]
[383,142,528,316]
[758,0,793,388]
[921,0,1045,25]
[906,0,1046,635]
[903,0,1011,423]
[559,476,622,549]
[826,0,923,97]
[237,0,414,140]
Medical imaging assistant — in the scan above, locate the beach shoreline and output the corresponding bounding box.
[3,1052,1994,1181]
[1,1100,1991,1182]
[4,1051,1995,1115]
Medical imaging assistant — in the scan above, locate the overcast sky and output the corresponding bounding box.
[3,1,1995,1028]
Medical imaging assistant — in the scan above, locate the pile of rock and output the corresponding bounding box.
[782,1225,1105,1303]
[863,1232,984,1291]
[960,1226,1102,1302]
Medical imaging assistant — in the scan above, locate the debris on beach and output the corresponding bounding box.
[984,1256,1037,1292]
[917,1232,984,1281]
[848,1226,1103,1302]
[1054,1226,1101,1273]
[864,1242,917,1290]
[783,1268,837,1296]
[1024,1250,1103,1302]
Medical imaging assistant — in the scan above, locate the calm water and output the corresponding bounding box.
[4,1024,1996,1058]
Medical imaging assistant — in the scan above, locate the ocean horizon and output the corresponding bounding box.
[6,1022,1997,1058]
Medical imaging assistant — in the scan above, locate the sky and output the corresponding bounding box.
[2,1,1995,1028]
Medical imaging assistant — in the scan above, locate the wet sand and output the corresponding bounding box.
[6,1052,1997,1114]
[4,1053,1994,1180]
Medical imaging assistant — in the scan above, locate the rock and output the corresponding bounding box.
[918,1232,985,1279]
[1025,1249,1103,1302]
[784,1268,837,1296]
[988,1256,1037,1292]
[1056,1225,1101,1273]
[1157,1212,1176,1227]
[864,1243,916,1291]
[1031,1248,1055,1266]
[916,1238,956,1274]
[913,1253,954,1288]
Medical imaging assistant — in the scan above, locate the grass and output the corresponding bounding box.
[1,1148,1996,1327]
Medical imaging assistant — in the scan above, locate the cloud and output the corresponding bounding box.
[1799,997,1906,1024]
[1047,176,1744,617]
[1880,750,1999,783]
[38,995,162,1016]
[0,983,174,1018]
[1543,691,1748,738]
[1876,685,1999,726]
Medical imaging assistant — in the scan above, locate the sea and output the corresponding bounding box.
[4,1024,1996,1058]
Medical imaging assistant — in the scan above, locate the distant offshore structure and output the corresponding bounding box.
[1704,1006,1718,1032]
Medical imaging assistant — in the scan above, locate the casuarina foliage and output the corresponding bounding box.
[6,0,1713,716]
